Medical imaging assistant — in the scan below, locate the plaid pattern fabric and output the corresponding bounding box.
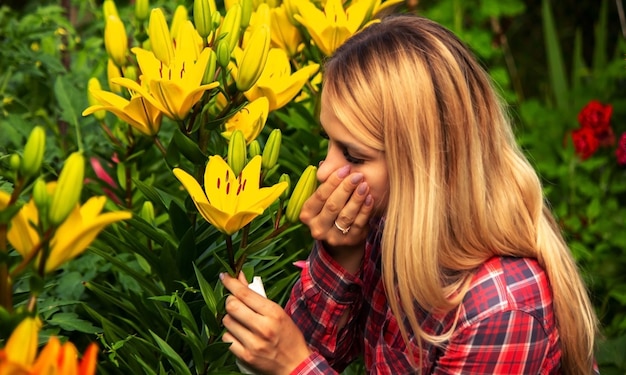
[285,221,568,374]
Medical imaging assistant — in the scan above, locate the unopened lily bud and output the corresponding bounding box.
[10,154,21,172]
[211,11,222,33]
[87,78,106,120]
[135,0,150,22]
[170,5,188,39]
[228,130,247,176]
[261,128,281,171]
[216,38,232,69]
[282,0,299,25]
[148,8,175,66]
[248,140,261,158]
[104,15,128,67]
[278,173,290,200]
[254,3,271,28]
[202,48,217,84]
[21,126,46,178]
[285,165,317,223]
[103,0,119,21]
[236,24,270,92]
[194,0,213,38]
[107,59,122,93]
[140,201,155,226]
[48,152,85,226]
[240,0,253,29]
[218,3,242,53]
[122,65,138,82]
[32,178,50,214]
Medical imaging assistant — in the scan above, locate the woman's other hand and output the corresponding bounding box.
[299,165,374,273]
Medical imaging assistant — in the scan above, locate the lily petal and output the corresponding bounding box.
[47,196,131,272]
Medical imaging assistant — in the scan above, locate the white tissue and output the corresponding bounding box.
[236,276,266,374]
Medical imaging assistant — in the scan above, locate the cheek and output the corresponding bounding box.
[364,173,389,212]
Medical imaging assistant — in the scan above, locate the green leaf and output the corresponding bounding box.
[592,0,608,70]
[201,305,221,337]
[47,312,102,334]
[177,227,198,277]
[194,263,219,315]
[134,179,168,211]
[173,128,207,164]
[541,0,569,111]
[169,200,192,240]
[54,76,79,129]
[149,330,193,375]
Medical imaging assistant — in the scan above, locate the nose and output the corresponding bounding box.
[316,146,344,182]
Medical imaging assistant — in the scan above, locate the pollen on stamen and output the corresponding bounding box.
[236,183,242,196]
[180,62,185,79]
[217,177,221,189]
[242,179,247,191]
[226,170,229,180]
[226,182,231,194]
[159,62,164,78]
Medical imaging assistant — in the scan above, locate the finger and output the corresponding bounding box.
[220,273,272,314]
[349,193,374,233]
[237,271,247,284]
[223,307,256,343]
[318,172,364,224]
[333,181,369,231]
[300,165,352,220]
[222,331,247,359]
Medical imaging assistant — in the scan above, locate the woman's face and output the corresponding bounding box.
[317,94,389,216]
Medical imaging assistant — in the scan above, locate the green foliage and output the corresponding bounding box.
[1,0,625,373]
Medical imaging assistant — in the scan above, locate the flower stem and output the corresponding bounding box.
[154,136,167,157]
[226,235,235,274]
[0,224,13,312]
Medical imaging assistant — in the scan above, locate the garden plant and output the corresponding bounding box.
[0,0,625,373]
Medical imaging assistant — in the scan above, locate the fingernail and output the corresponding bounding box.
[318,159,324,166]
[365,195,373,206]
[337,165,350,178]
[219,272,225,280]
[351,173,363,184]
[357,182,367,195]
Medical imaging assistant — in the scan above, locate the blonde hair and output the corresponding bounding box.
[323,15,598,373]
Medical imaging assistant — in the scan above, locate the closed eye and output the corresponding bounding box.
[343,149,365,164]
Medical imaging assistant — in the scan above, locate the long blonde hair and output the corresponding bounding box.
[323,15,598,373]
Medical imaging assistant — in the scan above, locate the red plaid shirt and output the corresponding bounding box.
[285,221,566,374]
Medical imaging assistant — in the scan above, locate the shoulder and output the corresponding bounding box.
[459,256,554,328]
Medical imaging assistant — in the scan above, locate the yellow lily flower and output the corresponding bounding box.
[245,48,319,111]
[6,189,131,273]
[173,155,287,235]
[82,87,163,136]
[294,0,375,56]
[0,317,98,375]
[116,45,219,121]
[107,58,122,94]
[46,196,132,272]
[222,97,269,143]
[270,5,304,57]
[0,317,41,370]
[6,199,39,260]
[104,15,128,67]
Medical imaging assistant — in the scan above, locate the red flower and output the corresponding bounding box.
[616,133,626,166]
[597,126,616,147]
[572,127,600,160]
[578,100,613,134]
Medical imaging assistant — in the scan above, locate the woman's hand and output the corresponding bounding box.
[299,165,374,272]
[221,272,312,375]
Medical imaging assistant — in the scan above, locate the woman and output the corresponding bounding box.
[220,14,599,374]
